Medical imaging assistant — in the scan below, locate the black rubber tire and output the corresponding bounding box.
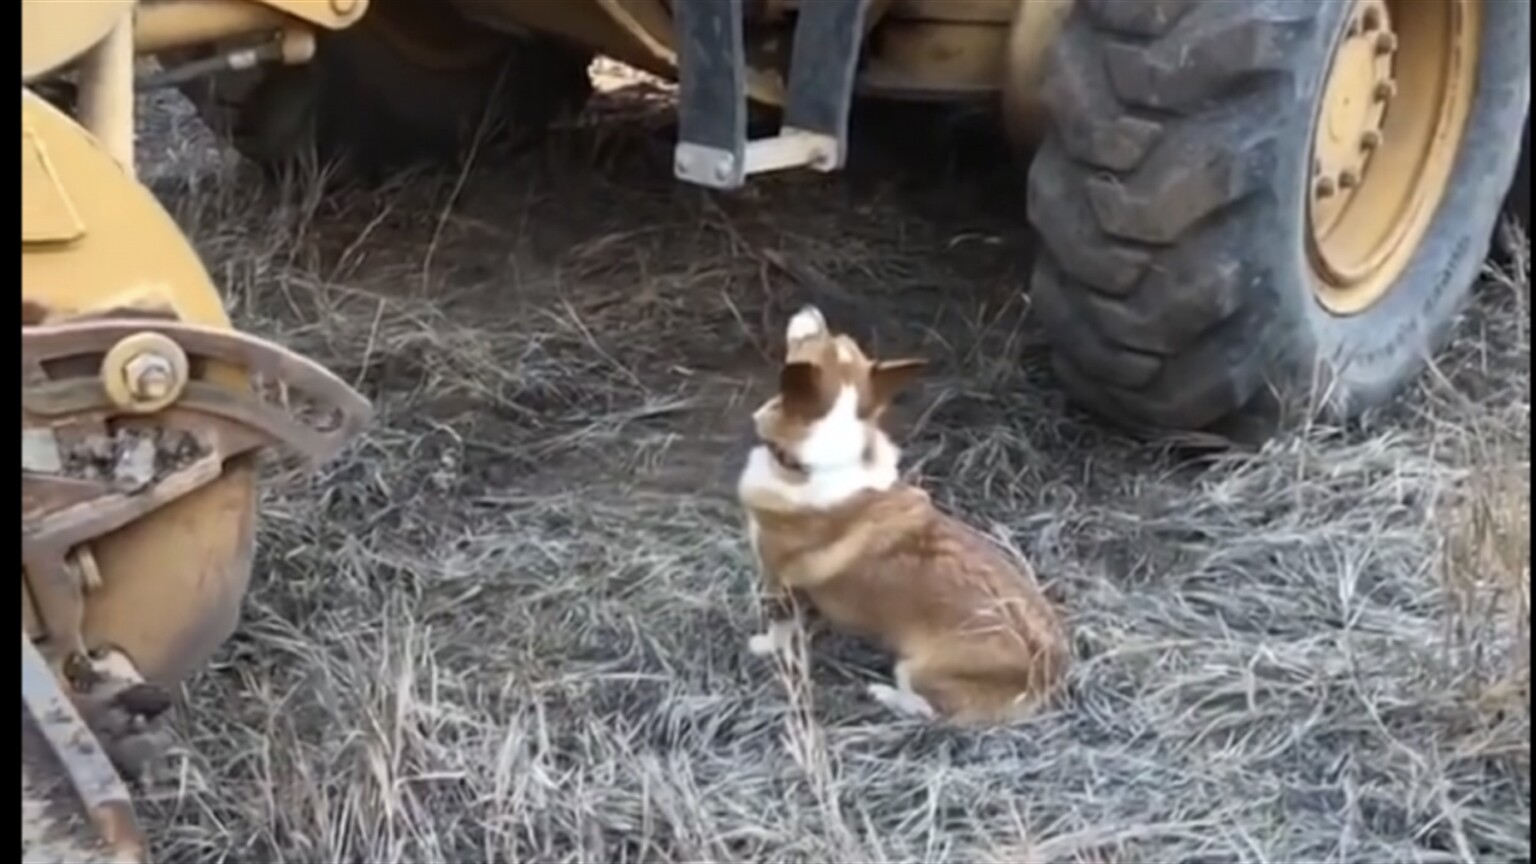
[179,16,592,176]
[1510,118,1531,230]
[1026,0,1531,434]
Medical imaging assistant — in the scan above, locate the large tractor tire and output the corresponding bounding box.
[1511,118,1531,230]
[1027,0,1531,434]
[180,1,593,175]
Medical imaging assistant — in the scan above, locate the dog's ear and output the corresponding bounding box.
[780,361,830,418]
[866,358,927,412]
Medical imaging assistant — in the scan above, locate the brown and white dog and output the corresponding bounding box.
[737,306,1069,726]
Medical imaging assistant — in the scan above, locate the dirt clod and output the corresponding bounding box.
[58,426,206,493]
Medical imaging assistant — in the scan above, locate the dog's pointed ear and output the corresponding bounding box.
[780,361,829,418]
[867,358,927,411]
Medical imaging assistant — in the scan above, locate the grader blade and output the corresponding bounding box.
[22,69,372,861]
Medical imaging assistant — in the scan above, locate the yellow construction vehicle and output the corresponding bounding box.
[18,1,1531,857]
[22,3,372,861]
[159,0,1531,435]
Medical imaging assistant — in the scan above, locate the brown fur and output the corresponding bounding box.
[741,310,1070,726]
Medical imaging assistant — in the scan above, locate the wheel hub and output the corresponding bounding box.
[1311,2,1398,282]
[1306,0,1479,315]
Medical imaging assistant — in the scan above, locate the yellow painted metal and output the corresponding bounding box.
[20,0,136,82]
[21,123,87,244]
[441,0,807,104]
[24,0,364,74]
[1002,0,1074,145]
[590,0,785,104]
[100,332,193,414]
[21,88,259,685]
[861,0,1014,100]
[444,0,679,82]
[75,16,136,178]
[1308,0,1480,315]
[133,0,296,54]
[253,0,370,30]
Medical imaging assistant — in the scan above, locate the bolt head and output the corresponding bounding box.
[712,155,736,184]
[1339,169,1360,189]
[1362,6,1383,30]
[1374,31,1398,54]
[1316,176,1337,198]
[1374,80,1398,102]
[123,353,175,401]
[1360,129,1383,151]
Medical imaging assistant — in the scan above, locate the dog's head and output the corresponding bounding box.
[752,305,925,476]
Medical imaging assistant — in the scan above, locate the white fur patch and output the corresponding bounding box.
[868,662,936,718]
[748,618,796,656]
[868,684,936,718]
[737,386,899,511]
[786,306,827,341]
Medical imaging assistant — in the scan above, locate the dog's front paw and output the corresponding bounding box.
[867,683,937,719]
[747,619,796,657]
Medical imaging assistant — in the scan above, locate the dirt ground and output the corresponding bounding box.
[128,63,1529,863]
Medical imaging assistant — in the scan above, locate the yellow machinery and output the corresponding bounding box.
[152,0,1529,435]
[18,0,1531,856]
[22,2,373,861]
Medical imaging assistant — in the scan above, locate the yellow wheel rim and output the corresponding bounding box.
[1307,0,1480,315]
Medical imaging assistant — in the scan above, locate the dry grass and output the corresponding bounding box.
[129,71,1529,864]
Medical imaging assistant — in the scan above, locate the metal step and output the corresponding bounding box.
[673,0,871,190]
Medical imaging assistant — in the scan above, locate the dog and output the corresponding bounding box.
[737,305,1069,726]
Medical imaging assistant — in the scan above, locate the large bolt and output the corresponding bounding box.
[1360,129,1383,151]
[1339,169,1361,190]
[1374,31,1398,54]
[713,154,736,185]
[123,352,175,401]
[1362,6,1383,31]
[1316,176,1338,198]
[1374,80,1398,102]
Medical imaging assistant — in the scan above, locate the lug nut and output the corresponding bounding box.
[1374,80,1398,101]
[1374,32,1398,54]
[1360,129,1383,151]
[1362,6,1383,31]
[123,352,175,401]
[1316,176,1337,198]
[1339,169,1360,190]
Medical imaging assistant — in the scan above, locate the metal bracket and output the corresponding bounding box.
[22,631,149,864]
[673,0,871,190]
